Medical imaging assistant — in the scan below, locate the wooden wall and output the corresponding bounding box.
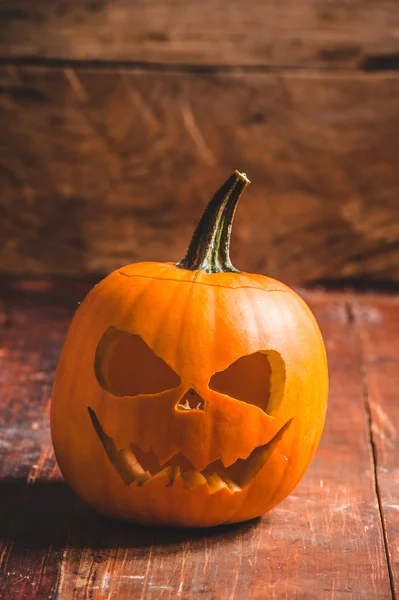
[1,1,399,284]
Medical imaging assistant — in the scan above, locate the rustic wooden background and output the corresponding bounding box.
[1,1,399,283]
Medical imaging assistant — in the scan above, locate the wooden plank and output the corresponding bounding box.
[0,281,86,600]
[0,0,399,68]
[1,67,399,284]
[0,281,393,598]
[352,294,399,597]
[0,282,116,598]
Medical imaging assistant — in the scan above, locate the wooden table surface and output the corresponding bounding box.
[0,279,398,600]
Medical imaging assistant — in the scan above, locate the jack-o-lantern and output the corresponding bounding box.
[51,172,328,527]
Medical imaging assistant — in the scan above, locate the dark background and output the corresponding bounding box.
[1,0,399,285]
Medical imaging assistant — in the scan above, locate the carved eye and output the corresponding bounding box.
[209,351,285,415]
[95,327,180,397]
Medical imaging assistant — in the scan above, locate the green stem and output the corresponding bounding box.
[176,171,250,273]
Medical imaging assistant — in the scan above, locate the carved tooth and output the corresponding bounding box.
[144,465,175,487]
[181,469,208,490]
[204,472,229,494]
[88,407,145,485]
[119,447,150,486]
[119,447,142,472]
[168,466,179,487]
[220,474,241,494]
[230,419,293,488]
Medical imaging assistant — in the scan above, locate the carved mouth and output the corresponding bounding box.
[88,407,292,494]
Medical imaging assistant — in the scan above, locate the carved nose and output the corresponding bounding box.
[176,388,206,412]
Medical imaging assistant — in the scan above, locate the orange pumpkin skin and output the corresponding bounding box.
[51,173,328,527]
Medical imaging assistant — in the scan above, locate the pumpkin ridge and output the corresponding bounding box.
[119,269,290,294]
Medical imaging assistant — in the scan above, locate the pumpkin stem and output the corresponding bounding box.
[176,171,250,273]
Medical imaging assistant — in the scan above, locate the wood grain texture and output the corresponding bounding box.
[1,67,399,284]
[0,281,78,600]
[0,280,395,599]
[0,0,398,68]
[352,294,399,597]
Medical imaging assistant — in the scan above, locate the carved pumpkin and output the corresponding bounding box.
[51,172,328,527]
